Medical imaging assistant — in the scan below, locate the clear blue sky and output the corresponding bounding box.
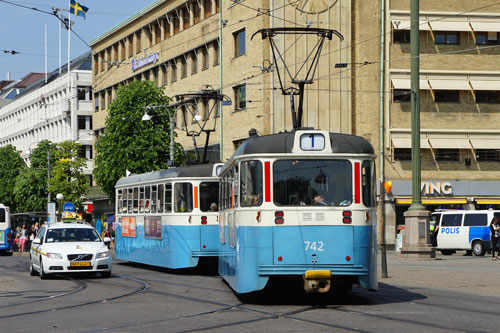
[0,0,153,80]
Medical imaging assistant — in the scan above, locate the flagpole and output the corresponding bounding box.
[68,0,71,98]
[59,13,61,74]
[45,22,47,83]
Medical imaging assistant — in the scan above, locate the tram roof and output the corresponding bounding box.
[115,164,217,187]
[228,131,374,162]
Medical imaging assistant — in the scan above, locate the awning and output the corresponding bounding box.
[396,198,467,205]
[391,136,430,149]
[469,80,500,91]
[429,21,471,32]
[476,199,500,205]
[470,22,500,32]
[391,78,431,90]
[391,20,430,31]
[429,80,471,90]
[429,137,471,149]
[469,136,500,149]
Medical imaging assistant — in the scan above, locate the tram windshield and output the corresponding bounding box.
[273,160,352,207]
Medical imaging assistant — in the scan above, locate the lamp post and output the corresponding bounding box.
[142,104,179,166]
[56,193,63,222]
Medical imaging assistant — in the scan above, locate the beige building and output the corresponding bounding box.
[385,1,500,244]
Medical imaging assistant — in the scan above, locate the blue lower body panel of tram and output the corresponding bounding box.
[115,224,219,269]
[0,228,13,253]
[219,225,377,294]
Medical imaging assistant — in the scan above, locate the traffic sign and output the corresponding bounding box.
[63,202,75,212]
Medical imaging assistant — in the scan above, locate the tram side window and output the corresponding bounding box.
[139,187,145,213]
[151,185,157,213]
[464,214,487,226]
[165,183,172,212]
[133,187,139,213]
[117,190,123,213]
[145,186,151,213]
[175,183,193,212]
[362,161,376,207]
[273,159,352,206]
[200,182,219,212]
[157,184,164,213]
[0,208,5,223]
[128,188,134,213]
[441,214,463,227]
[240,160,263,207]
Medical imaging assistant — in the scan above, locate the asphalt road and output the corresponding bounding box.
[1,252,500,332]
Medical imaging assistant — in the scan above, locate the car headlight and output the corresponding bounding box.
[96,251,110,259]
[47,253,62,259]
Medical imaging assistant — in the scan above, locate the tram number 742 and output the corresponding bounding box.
[304,241,324,251]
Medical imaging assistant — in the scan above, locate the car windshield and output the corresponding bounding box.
[45,228,101,243]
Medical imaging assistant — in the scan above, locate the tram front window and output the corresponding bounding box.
[273,160,352,207]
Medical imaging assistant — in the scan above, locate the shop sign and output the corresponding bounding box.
[131,52,159,71]
[421,182,452,196]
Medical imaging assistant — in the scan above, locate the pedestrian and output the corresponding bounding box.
[13,226,21,252]
[27,225,36,252]
[490,217,500,260]
[19,224,27,252]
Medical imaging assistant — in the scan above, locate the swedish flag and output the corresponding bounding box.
[70,0,89,19]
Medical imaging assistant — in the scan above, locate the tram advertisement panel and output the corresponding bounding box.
[145,216,162,239]
[121,216,137,237]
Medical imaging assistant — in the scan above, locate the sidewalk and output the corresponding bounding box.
[382,250,499,296]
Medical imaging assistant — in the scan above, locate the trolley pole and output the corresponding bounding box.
[401,0,434,259]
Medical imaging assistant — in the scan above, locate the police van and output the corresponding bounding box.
[433,210,500,256]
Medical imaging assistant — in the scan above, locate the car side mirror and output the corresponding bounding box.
[103,237,111,243]
[32,238,41,245]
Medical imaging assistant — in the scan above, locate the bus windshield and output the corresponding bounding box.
[273,160,352,207]
[0,208,5,223]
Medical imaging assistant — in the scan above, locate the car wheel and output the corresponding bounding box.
[39,259,47,280]
[472,241,486,256]
[440,250,454,255]
[101,271,111,278]
[30,258,38,276]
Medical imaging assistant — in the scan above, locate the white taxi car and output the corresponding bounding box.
[30,221,112,279]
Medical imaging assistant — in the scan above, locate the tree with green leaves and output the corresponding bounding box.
[48,141,89,210]
[13,140,58,213]
[94,80,185,202]
[0,145,26,211]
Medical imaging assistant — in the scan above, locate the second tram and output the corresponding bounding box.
[0,204,13,256]
[218,130,378,294]
[115,163,221,269]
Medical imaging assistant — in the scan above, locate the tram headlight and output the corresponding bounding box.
[97,251,110,259]
[47,252,62,259]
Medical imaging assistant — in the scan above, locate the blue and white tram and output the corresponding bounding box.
[0,204,13,256]
[218,130,377,294]
[115,163,222,269]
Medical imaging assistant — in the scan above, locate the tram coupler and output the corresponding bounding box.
[303,270,331,293]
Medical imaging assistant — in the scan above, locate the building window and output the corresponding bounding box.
[154,23,161,44]
[100,92,105,110]
[393,30,410,43]
[152,67,159,86]
[171,62,177,82]
[193,1,200,24]
[162,64,168,85]
[181,57,187,78]
[213,41,219,66]
[204,0,211,18]
[77,86,91,101]
[164,18,171,39]
[476,149,500,161]
[394,148,411,161]
[191,51,198,75]
[79,145,93,160]
[234,29,246,57]
[476,32,499,45]
[120,40,126,61]
[136,30,142,53]
[182,9,190,30]
[434,90,459,103]
[476,91,500,103]
[94,93,99,112]
[393,89,410,102]
[435,149,459,161]
[173,13,180,34]
[77,116,92,130]
[113,44,118,62]
[93,54,99,74]
[145,27,153,47]
[201,47,209,70]
[106,89,112,107]
[234,84,246,110]
[128,34,134,57]
[434,31,459,45]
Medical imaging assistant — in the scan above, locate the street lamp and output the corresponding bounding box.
[56,193,63,222]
